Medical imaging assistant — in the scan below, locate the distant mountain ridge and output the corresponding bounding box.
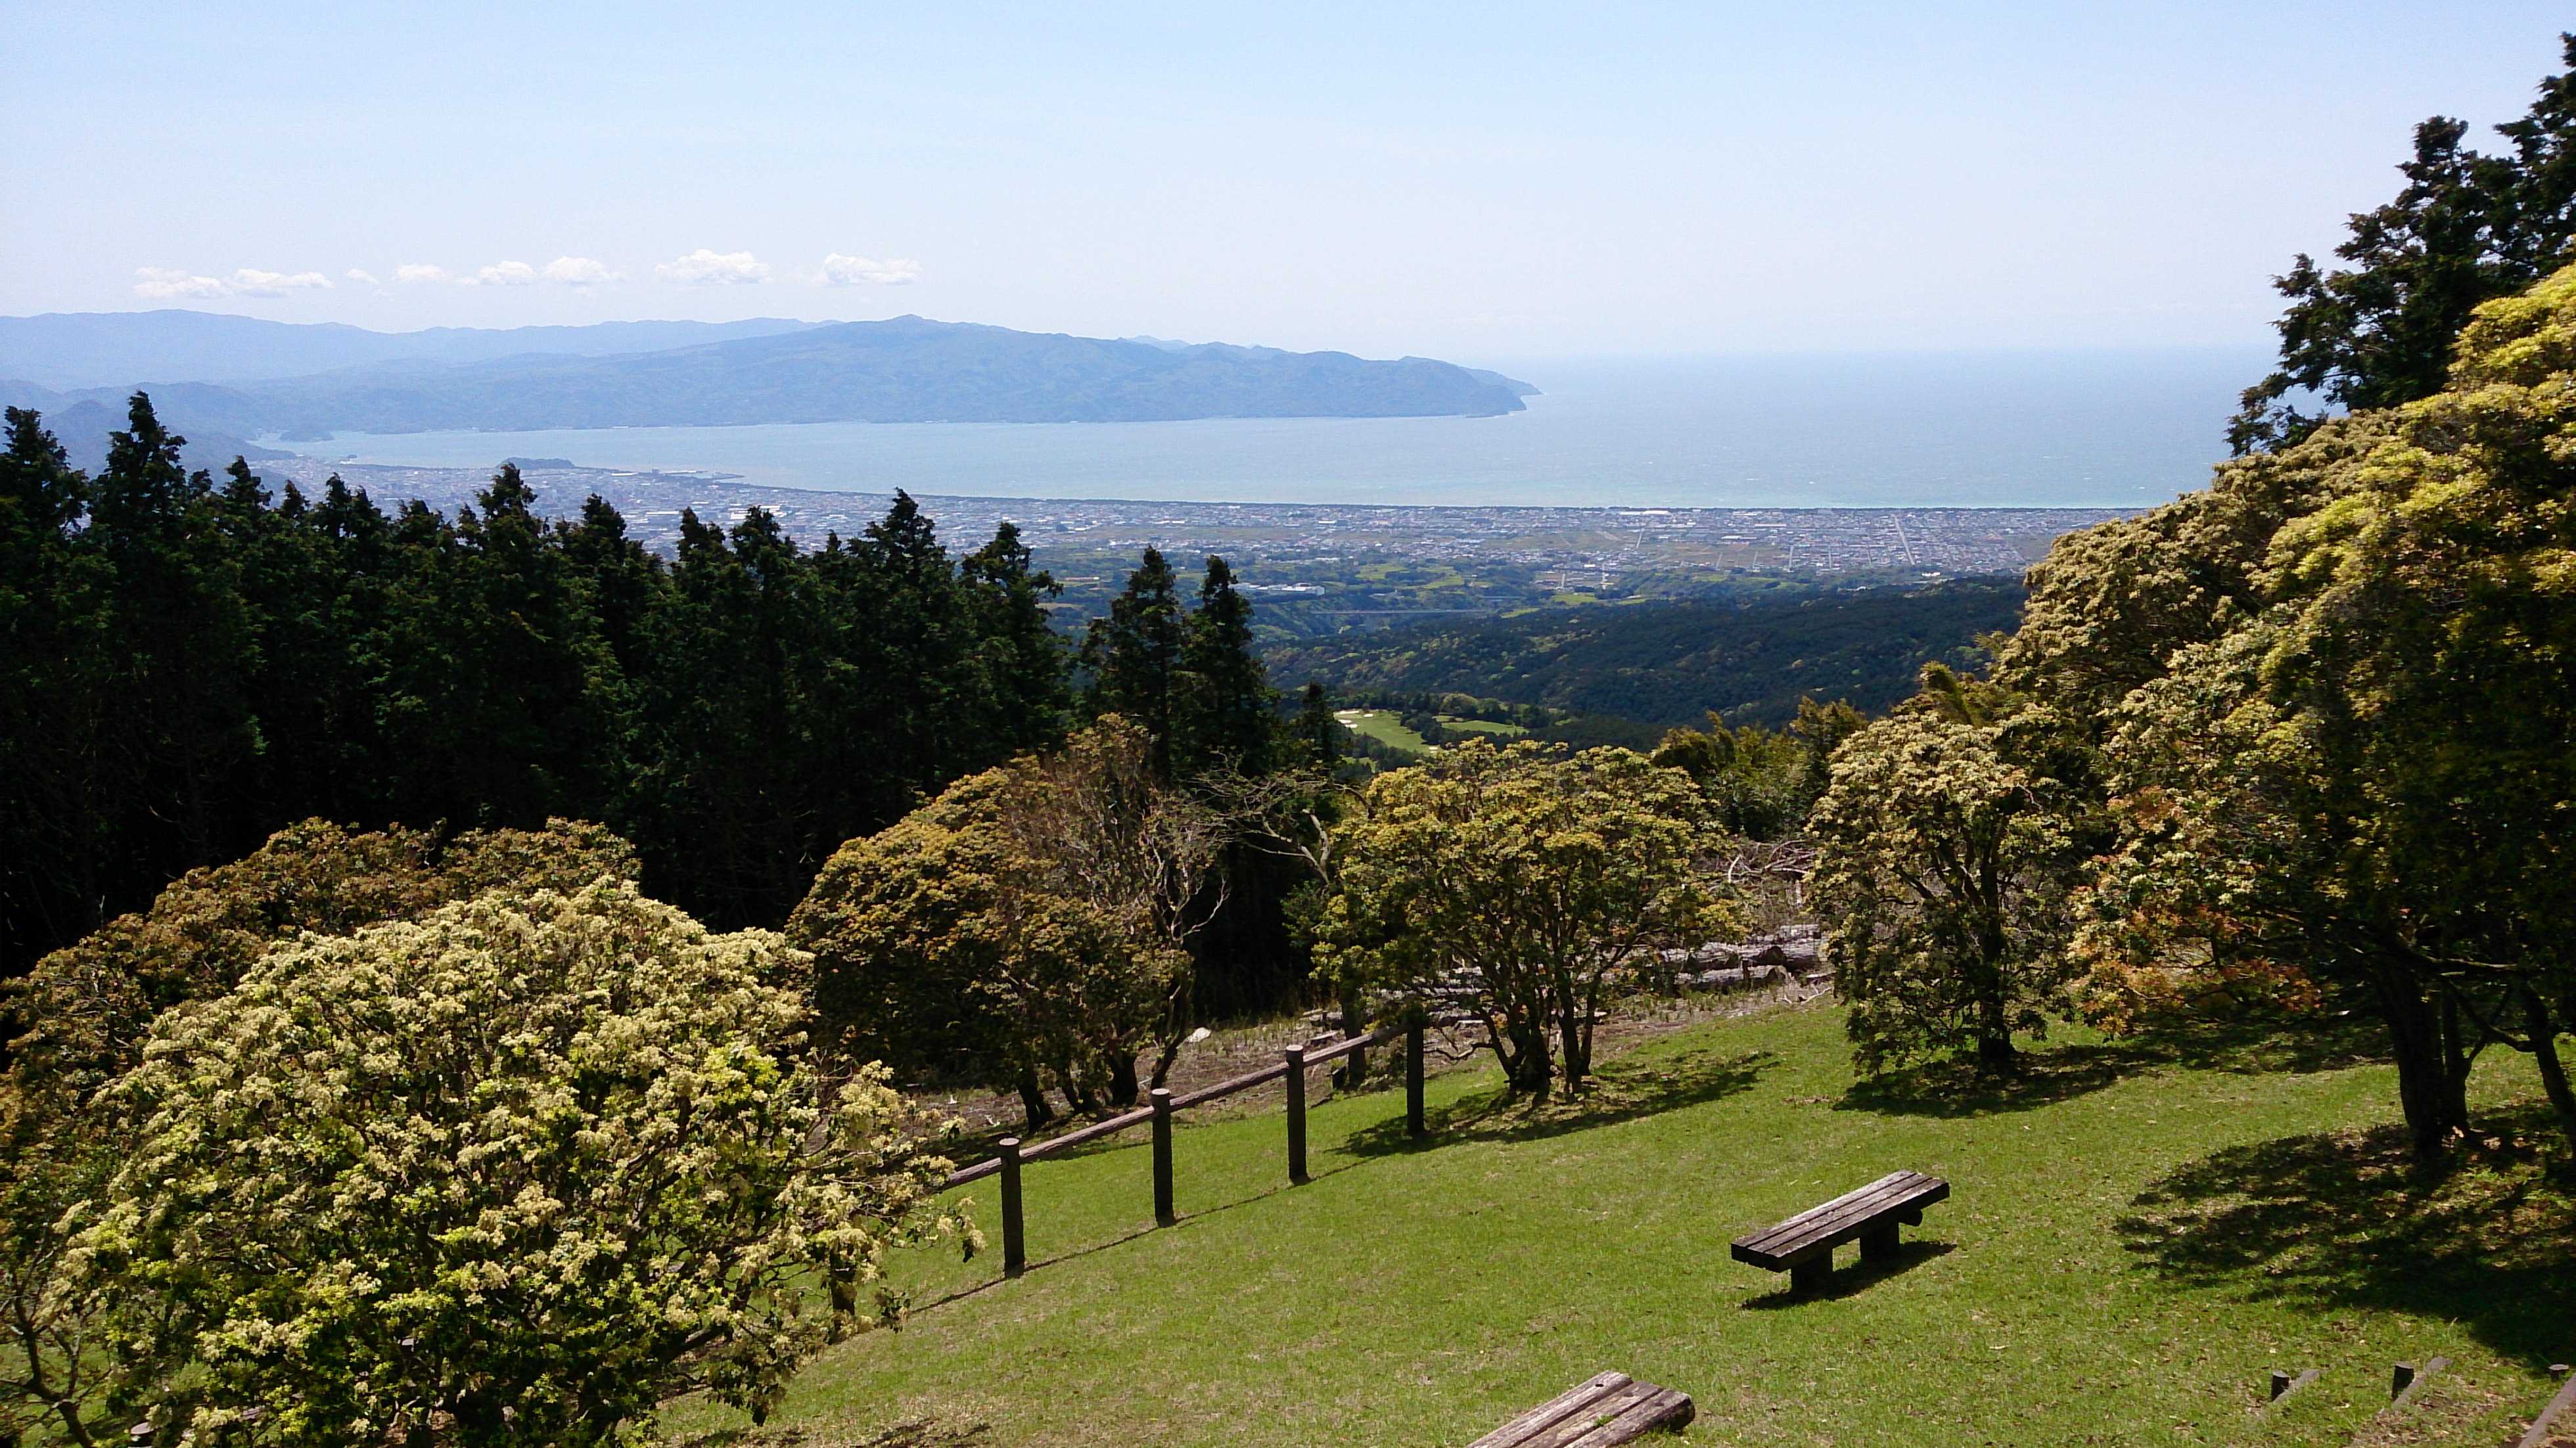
[3,311,1534,447]
[0,311,827,390]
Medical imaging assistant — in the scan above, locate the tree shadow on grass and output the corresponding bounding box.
[2114,1108,2576,1367]
[1835,1010,2389,1120]
[1739,1240,1957,1309]
[1340,1043,1775,1159]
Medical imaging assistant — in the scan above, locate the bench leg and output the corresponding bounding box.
[1860,1223,1900,1263]
[1788,1253,1830,1294]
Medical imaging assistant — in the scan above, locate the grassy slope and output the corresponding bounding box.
[672,1001,2573,1447]
[1337,709,1431,754]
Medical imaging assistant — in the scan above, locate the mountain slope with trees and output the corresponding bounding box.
[1263,580,2023,728]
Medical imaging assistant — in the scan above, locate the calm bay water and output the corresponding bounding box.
[286,350,2261,510]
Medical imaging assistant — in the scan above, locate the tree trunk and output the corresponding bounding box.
[1557,984,1595,1093]
[1335,991,1368,1088]
[1493,1010,1553,1101]
[2371,961,2466,1170]
[1515,1016,1555,1102]
[2437,991,2475,1131]
[1149,1033,1184,1091]
[1974,948,2015,1075]
[1107,1052,1141,1108]
[2522,986,2576,1158]
[1016,1068,1055,1132]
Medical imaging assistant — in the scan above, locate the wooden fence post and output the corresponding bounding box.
[1285,1045,1308,1184]
[1151,1087,1176,1226]
[999,1137,1026,1278]
[1406,1010,1427,1139]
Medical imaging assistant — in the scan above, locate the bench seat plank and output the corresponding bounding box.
[1735,1173,1927,1256]
[1468,1372,1630,1448]
[1522,1381,1660,1448]
[1559,1386,1694,1448]
[1470,1373,1693,1448]
[1736,1171,1928,1254]
[1732,1171,1948,1269]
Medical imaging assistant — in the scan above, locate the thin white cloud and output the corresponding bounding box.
[471,260,539,286]
[134,266,332,300]
[134,267,229,300]
[820,252,921,286]
[542,256,618,285]
[346,268,382,286]
[657,248,770,284]
[229,269,333,296]
[395,263,452,284]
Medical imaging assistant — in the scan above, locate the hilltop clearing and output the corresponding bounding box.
[664,999,2572,1447]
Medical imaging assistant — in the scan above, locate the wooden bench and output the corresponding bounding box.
[1730,1169,1948,1293]
[1467,1371,1693,1447]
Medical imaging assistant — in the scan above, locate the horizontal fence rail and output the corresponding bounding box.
[940,1016,1427,1277]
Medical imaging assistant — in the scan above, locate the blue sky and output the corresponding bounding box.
[4,3,2566,358]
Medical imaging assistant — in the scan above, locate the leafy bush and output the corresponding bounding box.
[794,719,1226,1125]
[1,819,636,1444]
[73,880,967,1448]
[1312,740,1722,1098]
[1809,682,2097,1076]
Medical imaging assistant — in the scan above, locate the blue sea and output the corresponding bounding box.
[285,349,2263,510]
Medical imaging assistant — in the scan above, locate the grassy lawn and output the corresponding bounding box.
[1336,709,1431,754]
[666,1001,2575,1447]
[1436,714,1527,738]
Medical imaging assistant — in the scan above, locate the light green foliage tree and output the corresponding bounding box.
[1649,715,1812,839]
[1,819,636,1445]
[72,880,965,1448]
[1809,671,2098,1075]
[795,718,1227,1126]
[1312,740,1721,1099]
[2069,265,2576,1162]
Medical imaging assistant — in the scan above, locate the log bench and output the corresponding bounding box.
[1730,1169,1949,1293]
[1467,1371,1693,1447]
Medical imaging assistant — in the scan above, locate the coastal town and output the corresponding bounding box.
[258,453,2125,627]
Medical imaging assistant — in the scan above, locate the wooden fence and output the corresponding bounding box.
[940,1015,1430,1276]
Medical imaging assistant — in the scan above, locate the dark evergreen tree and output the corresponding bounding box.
[375,463,624,830]
[1174,555,1276,781]
[85,396,258,886]
[1082,547,1185,778]
[0,410,116,970]
[961,521,1072,755]
[2232,34,2576,452]
[1293,682,1340,767]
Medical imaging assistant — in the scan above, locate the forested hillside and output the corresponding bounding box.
[1264,580,2022,727]
[0,396,1079,976]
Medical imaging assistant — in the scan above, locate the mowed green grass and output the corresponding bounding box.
[1436,714,1528,738]
[1337,709,1431,754]
[668,1001,2575,1447]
